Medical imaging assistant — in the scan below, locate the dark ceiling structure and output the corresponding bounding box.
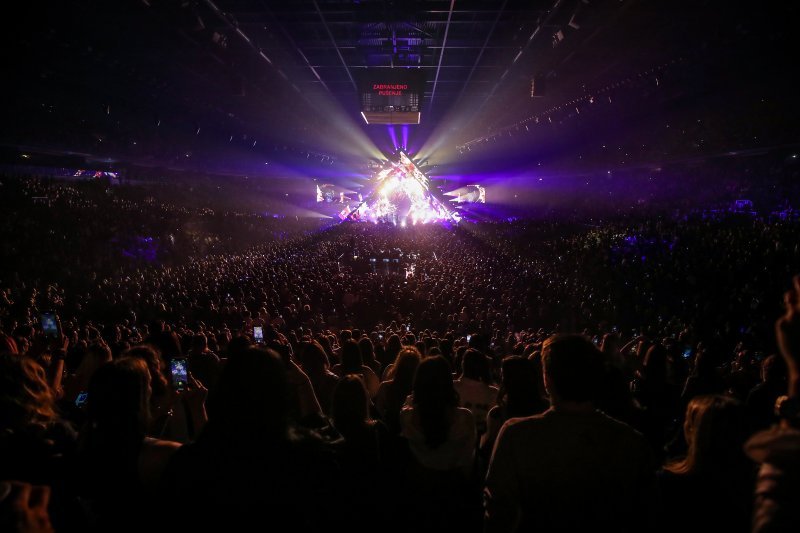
[1,0,797,174]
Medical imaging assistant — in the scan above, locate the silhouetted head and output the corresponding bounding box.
[331,375,370,437]
[542,335,602,405]
[207,347,288,440]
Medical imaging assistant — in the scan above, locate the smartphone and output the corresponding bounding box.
[41,311,59,339]
[406,325,410,332]
[753,351,765,362]
[682,346,693,359]
[75,391,88,407]
[378,334,383,340]
[253,326,264,343]
[170,358,188,391]
[466,334,472,342]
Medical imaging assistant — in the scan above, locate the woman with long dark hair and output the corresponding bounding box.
[0,353,77,490]
[480,356,547,455]
[376,347,421,434]
[381,334,403,377]
[400,356,475,473]
[297,340,340,416]
[331,339,379,397]
[80,357,181,528]
[399,356,479,529]
[659,395,755,533]
[358,336,381,376]
[332,375,387,465]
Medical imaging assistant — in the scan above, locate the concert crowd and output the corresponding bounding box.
[1,173,799,532]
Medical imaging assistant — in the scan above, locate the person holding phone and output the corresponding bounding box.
[186,334,222,392]
[122,346,207,443]
[61,342,112,409]
[40,311,59,339]
[681,350,727,410]
[80,357,182,529]
[27,312,69,398]
[253,326,264,344]
[170,358,189,392]
[159,347,342,531]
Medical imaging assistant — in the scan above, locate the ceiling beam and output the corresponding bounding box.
[261,0,331,94]
[456,0,509,104]
[429,0,456,109]
[312,0,358,92]
[307,65,500,69]
[469,0,565,125]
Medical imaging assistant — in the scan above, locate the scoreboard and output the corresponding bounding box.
[359,70,424,124]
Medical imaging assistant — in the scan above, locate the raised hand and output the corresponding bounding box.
[776,275,800,396]
[0,481,54,533]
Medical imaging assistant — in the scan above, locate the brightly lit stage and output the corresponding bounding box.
[339,152,460,225]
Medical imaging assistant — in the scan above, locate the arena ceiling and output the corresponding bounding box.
[1,1,796,170]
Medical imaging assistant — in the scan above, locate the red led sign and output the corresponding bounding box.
[372,83,409,96]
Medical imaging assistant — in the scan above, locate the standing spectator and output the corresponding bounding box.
[0,354,77,530]
[400,356,476,473]
[332,340,380,398]
[186,333,221,391]
[330,374,392,530]
[382,334,403,376]
[159,347,343,531]
[61,341,112,407]
[746,276,800,533]
[746,354,788,431]
[376,347,421,435]
[480,356,547,457]
[79,358,182,529]
[454,349,498,436]
[297,340,340,416]
[400,356,479,531]
[358,336,382,376]
[658,395,754,533]
[484,335,656,532]
[681,349,727,408]
[636,344,681,456]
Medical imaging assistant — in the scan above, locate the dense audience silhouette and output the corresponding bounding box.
[1,173,800,532]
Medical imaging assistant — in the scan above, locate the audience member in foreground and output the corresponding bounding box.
[78,358,181,529]
[400,355,479,531]
[484,335,656,533]
[746,276,800,533]
[480,356,547,458]
[658,395,754,533]
[158,347,342,531]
